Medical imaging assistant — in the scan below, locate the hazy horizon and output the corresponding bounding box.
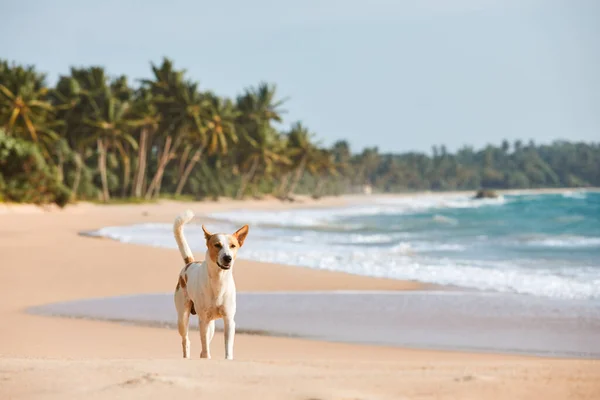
[2,0,598,153]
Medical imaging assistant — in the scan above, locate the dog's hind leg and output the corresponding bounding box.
[178,305,192,358]
[174,288,192,358]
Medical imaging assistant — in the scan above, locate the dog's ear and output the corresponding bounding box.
[201,225,213,241]
[233,225,249,247]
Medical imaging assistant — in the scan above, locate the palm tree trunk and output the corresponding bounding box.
[71,152,83,200]
[145,135,172,200]
[132,127,148,198]
[56,147,64,183]
[286,155,308,196]
[313,175,327,197]
[141,170,148,196]
[97,138,110,202]
[146,133,183,199]
[275,172,290,196]
[175,147,203,196]
[236,158,259,199]
[153,174,164,198]
[155,134,183,198]
[177,145,191,181]
[121,155,131,198]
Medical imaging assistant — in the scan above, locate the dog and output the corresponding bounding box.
[173,209,249,360]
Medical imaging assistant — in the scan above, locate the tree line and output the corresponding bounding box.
[0,58,598,206]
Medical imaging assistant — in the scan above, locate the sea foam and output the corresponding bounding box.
[86,192,600,301]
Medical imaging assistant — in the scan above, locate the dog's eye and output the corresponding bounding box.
[230,244,236,249]
[214,243,222,249]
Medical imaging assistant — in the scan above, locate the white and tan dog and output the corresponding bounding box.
[173,210,249,360]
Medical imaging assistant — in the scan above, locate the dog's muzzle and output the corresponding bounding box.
[218,255,232,270]
[217,254,233,269]
[217,261,231,270]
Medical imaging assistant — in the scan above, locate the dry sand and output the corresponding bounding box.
[0,196,598,400]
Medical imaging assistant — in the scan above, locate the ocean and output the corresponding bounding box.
[89,190,600,301]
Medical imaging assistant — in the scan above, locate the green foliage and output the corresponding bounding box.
[350,141,599,193]
[0,60,60,154]
[0,57,599,207]
[0,129,70,206]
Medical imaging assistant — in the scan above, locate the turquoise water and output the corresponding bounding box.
[90,191,600,300]
[345,192,600,267]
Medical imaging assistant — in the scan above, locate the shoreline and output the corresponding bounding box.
[1,186,598,215]
[27,290,600,359]
[77,188,600,302]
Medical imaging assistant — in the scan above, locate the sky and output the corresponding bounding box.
[2,0,598,153]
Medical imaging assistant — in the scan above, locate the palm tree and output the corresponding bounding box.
[84,95,139,201]
[142,59,207,199]
[0,61,59,155]
[141,58,182,199]
[284,122,316,197]
[272,134,295,196]
[307,149,339,197]
[56,66,114,200]
[128,88,159,198]
[236,82,287,126]
[174,94,239,195]
[235,125,289,199]
[148,80,206,198]
[61,67,140,202]
[330,140,352,192]
[168,84,208,197]
[234,82,288,198]
[51,75,85,194]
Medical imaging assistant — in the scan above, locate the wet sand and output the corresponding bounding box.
[29,290,600,358]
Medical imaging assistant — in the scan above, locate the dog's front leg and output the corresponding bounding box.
[199,318,211,359]
[223,316,235,360]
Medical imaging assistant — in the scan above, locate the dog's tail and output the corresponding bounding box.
[174,210,195,265]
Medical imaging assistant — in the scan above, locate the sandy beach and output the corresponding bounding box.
[1,195,599,400]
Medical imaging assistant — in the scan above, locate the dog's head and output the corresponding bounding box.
[202,225,249,270]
